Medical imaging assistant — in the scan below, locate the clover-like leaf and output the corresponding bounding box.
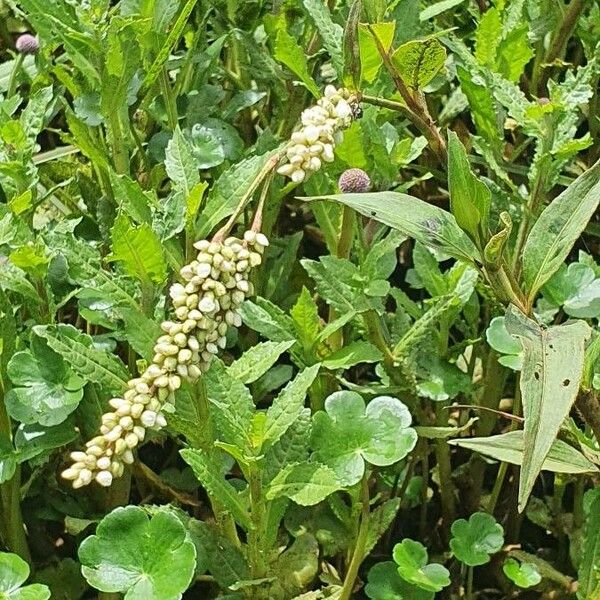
[365,561,434,600]
[78,506,196,600]
[5,336,85,427]
[311,392,417,486]
[485,316,523,370]
[450,512,504,566]
[392,539,450,592]
[0,551,50,599]
[543,261,600,319]
[503,558,542,588]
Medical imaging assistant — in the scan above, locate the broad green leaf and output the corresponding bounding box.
[301,256,374,315]
[358,23,396,83]
[578,489,600,599]
[304,192,481,263]
[204,360,254,451]
[5,337,84,427]
[485,316,523,370]
[447,131,491,245]
[322,341,382,369]
[450,513,504,566]
[228,341,295,384]
[0,262,39,302]
[448,430,598,475]
[393,539,450,593]
[108,215,167,284]
[503,559,542,589]
[109,172,153,225]
[33,324,129,395]
[543,261,600,319]
[32,558,88,600]
[303,0,344,77]
[181,448,252,530]
[522,161,600,301]
[79,506,196,600]
[312,392,417,486]
[266,462,341,506]
[274,22,320,97]
[187,521,249,589]
[391,39,446,89]
[455,66,502,150]
[290,287,322,360]
[190,122,229,167]
[264,364,321,449]
[365,561,434,600]
[474,8,502,67]
[198,149,282,237]
[164,127,200,199]
[505,306,591,510]
[239,298,296,342]
[0,552,50,600]
[496,25,533,82]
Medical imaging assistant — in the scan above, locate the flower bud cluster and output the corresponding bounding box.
[62,231,269,488]
[276,86,358,183]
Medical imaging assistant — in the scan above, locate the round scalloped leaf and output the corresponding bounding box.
[392,539,450,593]
[450,512,504,566]
[0,552,50,599]
[78,506,196,600]
[311,392,417,486]
[365,561,434,599]
[503,558,542,588]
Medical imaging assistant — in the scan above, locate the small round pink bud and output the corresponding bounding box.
[15,34,39,55]
[338,168,371,193]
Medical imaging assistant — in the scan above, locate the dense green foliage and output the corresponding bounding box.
[0,0,599,598]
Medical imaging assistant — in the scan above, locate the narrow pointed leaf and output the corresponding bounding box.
[303,192,481,263]
[505,306,590,510]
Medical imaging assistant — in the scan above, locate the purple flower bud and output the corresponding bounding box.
[15,34,39,55]
[338,168,371,193]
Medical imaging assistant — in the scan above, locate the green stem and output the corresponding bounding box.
[535,0,589,94]
[6,54,24,99]
[107,108,129,175]
[486,461,508,514]
[434,402,455,531]
[0,384,31,564]
[466,565,474,600]
[160,67,178,131]
[247,462,268,584]
[339,475,371,600]
[196,379,240,546]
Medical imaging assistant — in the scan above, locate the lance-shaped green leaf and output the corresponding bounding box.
[164,127,200,199]
[448,430,598,475]
[312,392,417,486]
[263,364,321,449]
[391,38,447,89]
[108,214,167,284]
[227,340,295,384]
[303,0,343,78]
[274,20,320,97]
[303,192,481,263]
[78,506,196,600]
[505,306,591,510]
[33,324,129,394]
[5,336,85,427]
[0,552,50,599]
[392,539,450,592]
[450,513,504,566]
[181,448,252,530]
[522,160,600,301]
[266,462,341,506]
[578,489,600,600]
[447,131,491,246]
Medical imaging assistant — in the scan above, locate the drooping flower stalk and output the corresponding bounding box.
[62,231,269,488]
[276,85,359,183]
